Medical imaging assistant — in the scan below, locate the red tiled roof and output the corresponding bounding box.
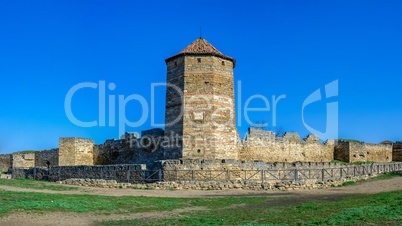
[180,38,224,55]
[166,38,235,66]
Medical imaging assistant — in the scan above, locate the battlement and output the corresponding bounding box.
[240,128,334,163]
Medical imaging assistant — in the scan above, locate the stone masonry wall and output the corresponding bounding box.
[47,164,146,182]
[334,140,392,163]
[334,140,350,162]
[35,149,58,167]
[160,159,347,171]
[93,129,165,168]
[12,152,35,168]
[59,137,94,166]
[365,143,392,162]
[240,128,334,163]
[165,55,238,160]
[392,142,402,161]
[0,154,11,172]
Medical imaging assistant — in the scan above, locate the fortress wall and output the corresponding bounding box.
[94,129,166,167]
[365,143,392,162]
[0,154,11,172]
[35,149,58,167]
[334,140,392,163]
[160,159,345,171]
[12,153,35,168]
[348,142,366,163]
[59,138,94,166]
[393,142,402,161]
[239,128,334,163]
[334,141,350,162]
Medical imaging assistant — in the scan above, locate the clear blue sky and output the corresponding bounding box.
[0,0,401,153]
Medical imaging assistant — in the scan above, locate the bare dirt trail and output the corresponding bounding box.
[0,177,401,226]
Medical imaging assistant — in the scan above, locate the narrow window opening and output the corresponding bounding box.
[222,61,225,66]
[174,61,177,66]
[197,58,201,63]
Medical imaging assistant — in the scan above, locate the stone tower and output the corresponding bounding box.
[164,38,238,160]
[59,137,94,166]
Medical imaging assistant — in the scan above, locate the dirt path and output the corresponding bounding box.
[0,206,208,226]
[0,177,401,226]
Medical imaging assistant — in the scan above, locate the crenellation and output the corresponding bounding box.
[240,128,333,163]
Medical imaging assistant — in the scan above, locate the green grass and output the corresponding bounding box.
[100,190,402,225]
[0,178,78,191]
[338,139,364,144]
[351,161,374,165]
[333,172,402,187]
[330,160,374,165]
[341,181,357,186]
[1,174,402,225]
[372,171,402,180]
[0,184,401,225]
[16,150,36,154]
[0,190,266,217]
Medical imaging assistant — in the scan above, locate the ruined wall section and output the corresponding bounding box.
[0,154,11,172]
[365,143,392,162]
[59,138,94,166]
[94,129,165,168]
[334,140,350,162]
[35,149,58,167]
[12,152,35,168]
[334,140,392,163]
[393,142,402,161]
[240,128,334,162]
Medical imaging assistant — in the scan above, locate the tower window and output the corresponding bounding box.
[222,61,225,66]
[174,61,177,66]
[197,58,201,63]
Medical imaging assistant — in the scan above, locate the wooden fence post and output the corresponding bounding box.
[321,169,325,182]
[261,170,265,183]
[158,169,162,182]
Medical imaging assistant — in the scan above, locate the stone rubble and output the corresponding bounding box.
[60,177,370,191]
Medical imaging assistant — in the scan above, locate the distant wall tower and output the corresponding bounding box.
[59,137,94,166]
[164,38,238,160]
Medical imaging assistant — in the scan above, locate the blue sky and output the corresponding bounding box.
[0,0,401,153]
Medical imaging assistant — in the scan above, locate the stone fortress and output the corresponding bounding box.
[1,37,401,172]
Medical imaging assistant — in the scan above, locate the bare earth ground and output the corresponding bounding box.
[0,177,401,226]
